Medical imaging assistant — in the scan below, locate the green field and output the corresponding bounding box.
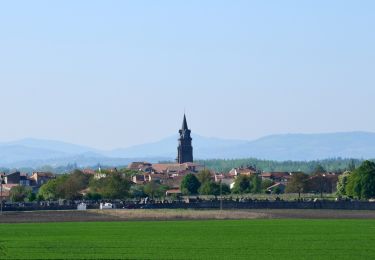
[1,220,375,259]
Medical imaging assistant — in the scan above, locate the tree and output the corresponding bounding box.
[285,172,309,198]
[27,192,37,202]
[130,185,146,199]
[348,160,356,172]
[346,160,375,199]
[221,183,231,195]
[274,186,282,195]
[198,181,220,196]
[144,181,167,199]
[250,175,262,193]
[10,186,32,202]
[38,170,90,201]
[197,170,213,184]
[313,164,326,174]
[59,170,91,200]
[261,179,274,191]
[336,171,350,196]
[90,172,131,199]
[232,175,251,194]
[38,176,67,201]
[181,174,201,195]
[85,193,102,201]
[308,174,334,198]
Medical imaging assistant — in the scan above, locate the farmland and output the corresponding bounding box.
[1,219,375,259]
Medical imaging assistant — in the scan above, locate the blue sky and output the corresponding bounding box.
[0,1,374,149]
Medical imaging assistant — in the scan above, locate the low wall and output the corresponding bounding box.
[2,200,375,211]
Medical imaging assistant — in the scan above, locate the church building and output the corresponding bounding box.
[177,114,193,163]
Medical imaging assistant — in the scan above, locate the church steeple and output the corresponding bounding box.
[177,114,193,163]
[182,114,188,130]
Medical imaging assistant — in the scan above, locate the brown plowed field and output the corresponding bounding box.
[1,209,375,223]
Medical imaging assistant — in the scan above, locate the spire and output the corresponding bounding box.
[182,114,188,130]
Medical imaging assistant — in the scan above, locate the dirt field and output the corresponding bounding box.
[1,209,375,223]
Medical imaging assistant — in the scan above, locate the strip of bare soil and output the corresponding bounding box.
[1,209,375,223]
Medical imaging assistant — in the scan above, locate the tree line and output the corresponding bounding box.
[8,160,375,202]
[195,158,364,173]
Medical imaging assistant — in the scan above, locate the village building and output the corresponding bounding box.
[82,169,96,175]
[132,175,146,185]
[229,166,258,177]
[215,174,236,189]
[128,162,153,172]
[29,172,55,187]
[260,172,292,185]
[152,162,201,175]
[4,171,21,185]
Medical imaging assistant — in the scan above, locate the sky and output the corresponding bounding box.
[0,1,374,150]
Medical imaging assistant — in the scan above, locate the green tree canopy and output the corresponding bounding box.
[59,170,91,200]
[346,160,375,199]
[221,183,231,195]
[197,170,213,184]
[336,171,351,196]
[89,172,131,199]
[198,181,220,196]
[130,185,146,199]
[144,181,168,199]
[38,175,68,200]
[10,186,32,202]
[232,175,251,194]
[250,175,262,193]
[181,174,201,195]
[261,179,274,191]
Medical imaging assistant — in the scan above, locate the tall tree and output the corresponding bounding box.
[197,169,213,184]
[308,174,333,198]
[250,175,262,193]
[181,174,201,195]
[232,175,251,194]
[346,160,375,199]
[285,172,309,198]
[348,160,356,172]
[59,170,91,200]
[336,171,350,196]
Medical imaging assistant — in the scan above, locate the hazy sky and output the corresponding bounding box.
[0,1,374,150]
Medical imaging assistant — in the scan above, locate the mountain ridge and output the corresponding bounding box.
[1,131,375,168]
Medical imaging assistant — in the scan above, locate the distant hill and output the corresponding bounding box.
[1,132,375,168]
[107,135,245,159]
[107,132,375,161]
[227,132,375,161]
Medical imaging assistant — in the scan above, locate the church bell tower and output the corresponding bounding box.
[177,114,193,163]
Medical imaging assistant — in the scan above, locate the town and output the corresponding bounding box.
[1,115,372,211]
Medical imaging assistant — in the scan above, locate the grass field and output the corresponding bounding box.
[1,220,375,259]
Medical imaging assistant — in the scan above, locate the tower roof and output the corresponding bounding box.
[182,114,188,130]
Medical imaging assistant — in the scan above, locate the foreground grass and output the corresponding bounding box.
[1,220,375,259]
